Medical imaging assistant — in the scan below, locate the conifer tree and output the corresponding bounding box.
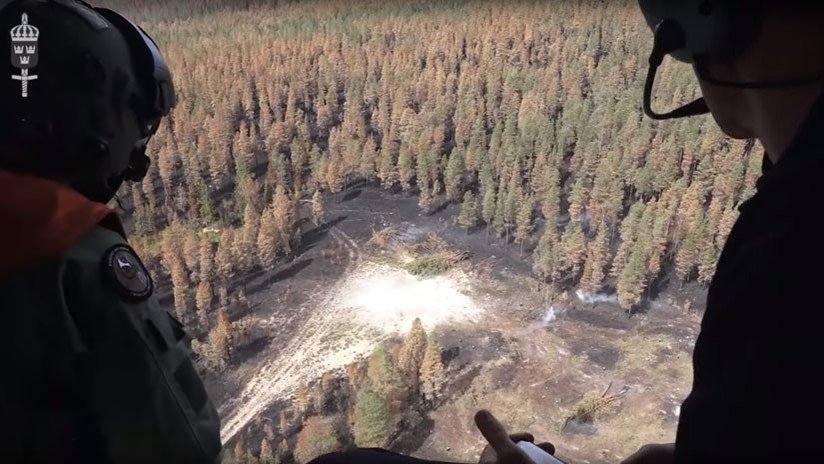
[199,235,215,283]
[257,207,280,270]
[419,334,445,404]
[481,185,497,241]
[366,344,408,407]
[237,204,260,273]
[311,190,325,226]
[397,318,428,389]
[675,224,700,284]
[444,146,465,201]
[397,142,414,191]
[352,383,391,448]
[617,243,647,312]
[215,229,235,286]
[580,224,609,292]
[559,221,587,282]
[294,416,340,464]
[458,191,478,233]
[378,147,398,189]
[514,196,535,256]
[259,439,274,463]
[533,223,560,285]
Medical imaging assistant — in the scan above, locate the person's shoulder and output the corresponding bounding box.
[63,225,130,263]
[62,226,154,305]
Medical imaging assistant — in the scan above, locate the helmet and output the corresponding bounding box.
[638,1,824,120]
[638,0,763,66]
[0,0,175,202]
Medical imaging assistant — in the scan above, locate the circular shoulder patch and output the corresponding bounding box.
[101,244,154,303]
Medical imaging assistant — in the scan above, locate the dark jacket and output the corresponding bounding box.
[676,94,824,462]
[0,172,222,463]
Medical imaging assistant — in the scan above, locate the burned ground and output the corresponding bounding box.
[150,182,703,463]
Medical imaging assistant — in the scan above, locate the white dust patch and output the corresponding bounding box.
[543,307,558,324]
[575,289,619,305]
[220,262,482,443]
[525,306,565,331]
[334,264,482,333]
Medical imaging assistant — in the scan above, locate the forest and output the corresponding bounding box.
[99,0,761,351]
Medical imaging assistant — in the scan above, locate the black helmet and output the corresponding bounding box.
[0,0,175,202]
[638,1,824,120]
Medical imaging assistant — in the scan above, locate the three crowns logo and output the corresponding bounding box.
[10,13,39,98]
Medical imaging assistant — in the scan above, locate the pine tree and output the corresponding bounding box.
[169,258,190,322]
[419,335,445,403]
[195,279,212,324]
[294,416,341,464]
[257,207,280,270]
[610,200,646,279]
[215,229,235,286]
[502,179,520,243]
[717,202,739,248]
[311,190,324,226]
[558,221,587,282]
[366,344,408,407]
[360,135,378,179]
[533,223,560,285]
[396,318,428,389]
[415,147,435,198]
[481,185,497,240]
[580,224,609,292]
[397,142,414,191]
[514,196,535,256]
[458,191,478,233]
[272,185,295,255]
[260,439,274,463]
[646,207,671,278]
[418,187,433,213]
[378,147,398,189]
[567,175,588,222]
[345,361,368,393]
[444,146,465,201]
[210,307,233,363]
[234,435,248,464]
[465,123,487,173]
[295,384,311,416]
[675,225,700,283]
[617,243,647,312]
[352,383,391,448]
[697,220,719,285]
[198,181,214,224]
[183,231,200,278]
[238,204,260,273]
[277,438,290,463]
[493,182,508,239]
[264,423,276,442]
[199,235,215,284]
[542,183,560,223]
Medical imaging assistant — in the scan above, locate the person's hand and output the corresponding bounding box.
[621,443,675,464]
[475,410,556,464]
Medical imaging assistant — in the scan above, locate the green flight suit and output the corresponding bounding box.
[0,224,223,463]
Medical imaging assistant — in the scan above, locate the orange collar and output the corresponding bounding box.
[0,170,123,279]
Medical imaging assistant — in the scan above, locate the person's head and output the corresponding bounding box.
[695,3,824,139]
[639,1,824,155]
[0,0,175,203]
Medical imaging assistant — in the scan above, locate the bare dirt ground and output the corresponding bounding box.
[167,181,705,462]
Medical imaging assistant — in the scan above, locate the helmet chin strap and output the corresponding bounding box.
[644,19,824,121]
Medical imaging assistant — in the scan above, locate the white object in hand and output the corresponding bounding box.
[516,441,563,464]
